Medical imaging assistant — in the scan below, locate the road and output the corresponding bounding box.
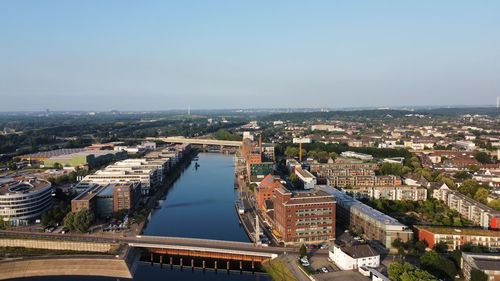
[282,255,312,281]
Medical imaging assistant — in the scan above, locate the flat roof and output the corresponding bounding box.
[21,148,86,159]
[321,186,408,228]
[416,226,500,237]
[0,177,51,195]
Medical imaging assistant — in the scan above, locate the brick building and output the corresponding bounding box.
[415,226,500,251]
[273,187,335,245]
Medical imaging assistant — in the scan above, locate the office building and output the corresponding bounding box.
[273,187,335,245]
[0,176,52,225]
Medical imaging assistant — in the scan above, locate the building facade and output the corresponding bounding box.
[273,188,335,245]
[0,177,53,225]
[322,186,413,248]
[415,226,500,251]
[434,184,500,229]
[329,244,380,270]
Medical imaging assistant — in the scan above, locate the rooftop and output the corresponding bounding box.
[339,244,379,259]
[321,186,408,228]
[0,177,51,195]
[416,226,500,237]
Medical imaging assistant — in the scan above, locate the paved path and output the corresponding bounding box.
[282,255,312,281]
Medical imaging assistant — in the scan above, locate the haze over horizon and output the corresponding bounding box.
[1,1,499,111]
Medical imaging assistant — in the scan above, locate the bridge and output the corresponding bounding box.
[0,230,284,263]
[147,136,242,148]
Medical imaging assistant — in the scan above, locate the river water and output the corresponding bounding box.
[13,153,271,281]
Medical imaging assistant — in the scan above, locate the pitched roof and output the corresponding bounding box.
[341,244,379,259]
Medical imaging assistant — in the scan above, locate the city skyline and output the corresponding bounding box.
[1,1,500,111]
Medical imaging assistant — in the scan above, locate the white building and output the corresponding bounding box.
[294,167,316,190]
[311,124,344,132]
[340,151,374,161]
[329,244,380,270]
[455,140,476,151]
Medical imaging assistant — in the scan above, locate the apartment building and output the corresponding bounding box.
[273,187,336,245]
[434,184,500,229]
[327,175,402,188]
[344,185,427,201]
[461,252,500,281]
[294,167,317,190]
[415,226,500,251]
[321,186,413,248]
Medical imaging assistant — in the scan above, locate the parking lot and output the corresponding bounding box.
[314,270,371,281]
[309,255,338,274]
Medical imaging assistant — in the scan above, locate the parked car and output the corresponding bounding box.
[321,267,329,273]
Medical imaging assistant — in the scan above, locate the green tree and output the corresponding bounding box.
[72,208,94,233]
[454,171,472,180]
[420,251,457,280]
[299,244,307,258]
[284,146,299,158]
[474,152,492,164]
[488,199,500,211]
[317,151,329,163]
[388,262,437,281]
[474,188,489,204]
[459,179,481,197]
[433,241,449,253]
[0,216,6,229]
[63,212,75,231]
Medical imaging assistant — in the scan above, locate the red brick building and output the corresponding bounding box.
[255,174,283,210]
[273,187,336,245]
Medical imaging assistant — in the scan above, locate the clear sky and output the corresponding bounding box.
[1,1,499,111]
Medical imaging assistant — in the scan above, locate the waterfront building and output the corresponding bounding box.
[415,226,500,251]
[461,252,500,281]
[255,174,283,210]
[273,187,335,245]
[329,243,380,270]
[0,177,52,225]
[433,184,500,229]
[321,186,413,248]
[71,182,141,218]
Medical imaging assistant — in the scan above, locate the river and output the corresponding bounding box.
[12,153,271,281]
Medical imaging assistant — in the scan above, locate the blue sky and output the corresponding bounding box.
[1,1,499,111]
